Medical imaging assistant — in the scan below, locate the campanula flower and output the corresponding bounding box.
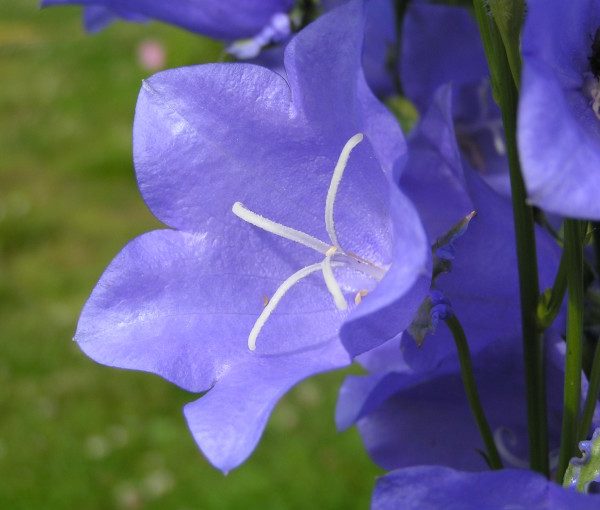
[74,0,428,473]
[401,2,511,196]
[519,0,600,219]
[372,466,600,510]
[335,87,569,471]
[323,0,397,96]
[41,0,294,41]
[398,86,559,371]
[401,2,488,114]
[337,332,571,471]
[81,4,146,32]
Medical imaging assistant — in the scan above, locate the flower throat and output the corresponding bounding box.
[231,133,385,351]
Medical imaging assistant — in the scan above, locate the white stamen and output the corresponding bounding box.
[354,289,368,305]
[232,134,385,352]
[325,133,364,248]
[493,427,529,469]
[322,255,347,311]
[233,202,330,254]
[339,254,386,281]
[247,262,342,350]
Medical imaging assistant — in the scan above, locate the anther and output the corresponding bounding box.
[354,290,368,305]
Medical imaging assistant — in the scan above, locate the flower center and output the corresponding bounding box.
[232,133,385,351]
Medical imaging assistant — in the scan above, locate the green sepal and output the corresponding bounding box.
[563,429,600,493]
[485,0,525,86]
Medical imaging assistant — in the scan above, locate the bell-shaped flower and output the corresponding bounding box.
[519,0,600,219]
[398,85,559,371]
[401,1,511,197]
[74,0,429,473]
[372,466,600,510]
[337,332,576,471]
[323,0,398,96]
[41,0,294,42]
[335,86,570,471]
[401,2,488,114]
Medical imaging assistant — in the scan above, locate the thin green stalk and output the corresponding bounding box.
[593,222,600,278]
[446,315,503,470]
[579,340,600,441]
[392,0,409,95]
[537,251,567,330]
[556,219,585,481]
[472,0,548,475]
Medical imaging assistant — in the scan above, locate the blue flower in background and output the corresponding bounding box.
[335,87,570,471]
[81,4,146,32]
[372,466,600,510]
[519,0,600,219]
[73,0,428,473]
[323,0,398,96]
[401,1,511,197]
[401,2,488,114]
[337,332,571,471]
[41,0,295,41]
[398,86,559,371]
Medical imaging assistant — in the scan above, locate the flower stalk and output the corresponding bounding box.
[446,314,503,470]
[472,0,548,476]
[537,251,567,330]
[556,219,585,481]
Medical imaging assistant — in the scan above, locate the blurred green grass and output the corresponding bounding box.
[0,2,380,508]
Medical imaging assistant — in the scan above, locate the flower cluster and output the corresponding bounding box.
[45,0,600,507]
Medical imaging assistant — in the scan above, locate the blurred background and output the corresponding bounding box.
[0,1,380,508]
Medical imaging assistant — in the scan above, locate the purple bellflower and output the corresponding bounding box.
[401,2,488,114]
[372,466,600,510]
[74,0,428,473]
[41,0,294,42]
[398,85,559,371]
[519,0,600,219]
[336,87,570,471]
[81,4,146,32]
[337,332,570,471]
[401,2,511,197]
[323,0,398,96]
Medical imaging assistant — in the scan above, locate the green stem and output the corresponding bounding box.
[446,315,503,470]
[579,340,600,442]
[593,222,600,278]
[472,0,548,475]
[537,251,567,330]
[578,223,600,439]
[392,0,409,95]
[556,219,585,481]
